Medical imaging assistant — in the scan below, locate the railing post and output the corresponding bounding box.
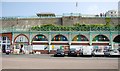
[89,32,92,46]
[89,26,92,46]
[48,32,51,54]
[29,30,32,53]
[68,32,72,49]
[110,32,113,49]
[12,26,14,45]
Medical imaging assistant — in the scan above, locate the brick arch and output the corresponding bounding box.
[14,34,29,44]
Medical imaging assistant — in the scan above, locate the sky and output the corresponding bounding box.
[1,1,119,17]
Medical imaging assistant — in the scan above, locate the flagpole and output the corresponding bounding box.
[76,2,78,13]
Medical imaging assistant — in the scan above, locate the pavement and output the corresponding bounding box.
[1,54,120,69]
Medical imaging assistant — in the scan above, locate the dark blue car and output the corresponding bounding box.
[68,48,77,56]
[54,49,65,57]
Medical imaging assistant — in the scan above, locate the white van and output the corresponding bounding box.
[80,46,93,56]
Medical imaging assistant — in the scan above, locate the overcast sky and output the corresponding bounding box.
[1,0,119,17]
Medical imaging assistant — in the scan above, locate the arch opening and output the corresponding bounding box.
[113,35,120,43]
[72,34,88,41]
[93,35,109,41]
[32,34,48,41]
[14,34,29,43]
[52,34,68,41]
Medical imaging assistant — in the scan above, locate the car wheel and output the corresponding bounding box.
[108,54,111,57]
[80,53,83,57]
[54,55,57,57]
[92,53,95,57]
[76,54,77,57]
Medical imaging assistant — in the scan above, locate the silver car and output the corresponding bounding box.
[92,49,104,56]
[104,49,120,57]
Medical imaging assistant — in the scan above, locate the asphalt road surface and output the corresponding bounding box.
[1,54,119,69]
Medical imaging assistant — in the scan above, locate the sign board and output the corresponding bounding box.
[60,46,63,50]
[33,45,47,50]
[52,45,54,50]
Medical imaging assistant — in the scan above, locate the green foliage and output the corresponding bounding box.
[114,24,120,31]
[105,17,111,25]
[31,23,117,31]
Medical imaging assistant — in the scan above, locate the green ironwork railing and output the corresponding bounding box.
[1,13,120,20]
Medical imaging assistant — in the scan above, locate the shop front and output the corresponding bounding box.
[50,34,69,54]
[32,34,49,54]
[92,34,110,51]
[71,34,89,53]
[0,33,12,53]
[13,34,29,54]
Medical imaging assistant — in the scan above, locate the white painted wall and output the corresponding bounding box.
[70,45,83,50]
[33,45,48,50]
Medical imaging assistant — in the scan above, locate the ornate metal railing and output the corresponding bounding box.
[1,13,120,20]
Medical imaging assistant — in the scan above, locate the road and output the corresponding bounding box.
[1,54,119,69]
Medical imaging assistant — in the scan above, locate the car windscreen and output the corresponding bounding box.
[93,49,103,52]
[113,50,118,53]
[57,49,64,52]
[70,48,76,51]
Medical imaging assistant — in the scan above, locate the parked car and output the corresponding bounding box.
[110,49,120,56]
[104,49,120,57]
[117,48,120,52]
[80,46,93,56]
[68,48,77,56]
[54,49,65,57]
[79,48,83,56]
[92,49,104,56]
